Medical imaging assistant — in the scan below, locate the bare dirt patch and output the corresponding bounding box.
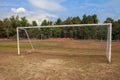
[41,59,64,68]
[0,40,120,80]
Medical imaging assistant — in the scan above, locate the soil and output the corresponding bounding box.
[0,40,120,80]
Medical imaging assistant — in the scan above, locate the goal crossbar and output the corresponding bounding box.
[16,23,112,63]
[17,23,111,29]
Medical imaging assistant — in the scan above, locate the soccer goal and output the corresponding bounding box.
[16,23,112,62]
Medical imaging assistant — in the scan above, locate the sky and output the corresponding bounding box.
[0,0,120,25]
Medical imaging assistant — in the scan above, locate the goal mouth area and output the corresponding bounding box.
[17,23,112,63]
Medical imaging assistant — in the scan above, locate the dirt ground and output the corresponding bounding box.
[0,40,120,80]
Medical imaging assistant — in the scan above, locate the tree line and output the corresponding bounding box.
[0,14,120,40]
[0,16,37,38]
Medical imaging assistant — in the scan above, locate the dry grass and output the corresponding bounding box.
[0,40,120,80]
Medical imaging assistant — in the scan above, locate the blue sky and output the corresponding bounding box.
[0,0,120,24]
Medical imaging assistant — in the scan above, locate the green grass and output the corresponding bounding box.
[0,42,17,52]
[0,40,115,55]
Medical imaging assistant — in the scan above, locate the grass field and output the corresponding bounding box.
[0,40,120,80]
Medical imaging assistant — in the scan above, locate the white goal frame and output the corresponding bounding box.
[16,23,112,62]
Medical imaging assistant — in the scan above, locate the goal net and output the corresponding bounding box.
[17,23,112,62]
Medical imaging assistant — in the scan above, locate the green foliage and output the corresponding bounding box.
[32,21,38,26]
[72,16,81,24]
[3,18,11,38]
[112,21,120,40]
[20,17,30,27]
[104,17,114,23]
[55,18,62,25]
[104,17,120,40]
[40,20,52,39]
[0,15,32,38]
[82,14,98,24]
[0,20,5,38]
[0,14,120,40]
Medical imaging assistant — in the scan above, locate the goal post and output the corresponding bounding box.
[16,23,112,62]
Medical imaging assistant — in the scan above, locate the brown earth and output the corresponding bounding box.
[0,40,120,80]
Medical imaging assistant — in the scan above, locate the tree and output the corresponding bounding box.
[80,14,99,39]
[48,21,53,25]
[118,19,120,23]
[40,20,52,39]
[0,14,120,40]
[81,14,99,24]
[104,17,119,40]
[53,18,62,38]
[3,18,11,38]
[41,20,48,26]
[112,21,120,40]
[72,16,81,24]
[10,16,20,28]
[32,21,38,26]
[9,16,21,37]
[72,16,81,39]
[52,27,61,38]
[0,20,5,38]
[20,17,30,26]
[93,14,99,23]
[55,18,62,25]
[81,14,87,24]
[104,17,114,23]
[62,17,73,38]
[63,17,73,24]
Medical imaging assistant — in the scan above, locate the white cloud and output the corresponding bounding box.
[29,0,66,11]
[26,12,58,25]
[10,10,58,25]
[11,7,26,13]
[2,10,58,25]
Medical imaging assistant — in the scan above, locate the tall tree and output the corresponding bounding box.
[20,17,29,26]
[48,21,53,25]
[41,20,48,26]
[53,18,62,38]
[32,21,38,26]
[0,20,5,38]
[9,16,20,37]
[10,16,20,28]
[40,20,52,39]
[104,17,114,23]
[3,18,11,38]
[81,14,87,24]
[55,18,62,25]
[72,16,81,24]
[93,14,99,23]
[63,17,73,24]
[62,17,72,38]
[112,20,120,40]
